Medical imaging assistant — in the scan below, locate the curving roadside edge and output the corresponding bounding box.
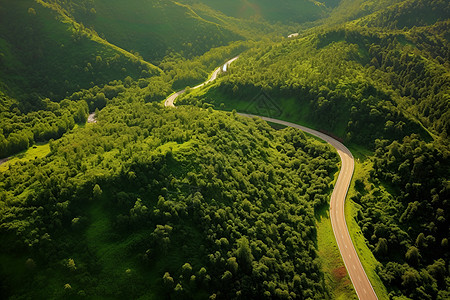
[238,114,377,300]
[164,58,378,300]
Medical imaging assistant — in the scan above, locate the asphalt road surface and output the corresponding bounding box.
[238,114,377,300]
[87,113,97,123]
[165,58,378,300]
[164,56,239,108]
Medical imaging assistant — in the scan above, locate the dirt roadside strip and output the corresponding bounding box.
[167,56,378,300]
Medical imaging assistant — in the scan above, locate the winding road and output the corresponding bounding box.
[164,58,378,300]
[165,57,239,108]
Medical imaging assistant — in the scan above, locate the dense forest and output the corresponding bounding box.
[0,0,449,299]
[0,104,339,299]
[177,0,449,298]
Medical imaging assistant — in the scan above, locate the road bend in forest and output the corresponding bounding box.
[238,115,377,300]
[165,60,378,300]
[164,57,239,108]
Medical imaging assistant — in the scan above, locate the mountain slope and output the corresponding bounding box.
[40,0,245,63]
[186,1,449,141]
[180,0,336,23]
[0,0,161,102]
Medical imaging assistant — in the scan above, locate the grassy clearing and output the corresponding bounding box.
[345,160,389,300]
[0,143,50,172]
[182,83,348,137]
[348,143,374,161]
[317,209,357,300]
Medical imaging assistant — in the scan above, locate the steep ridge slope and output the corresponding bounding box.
[179,0,337,24]
[56,0,244,62]
[0,0,161,101]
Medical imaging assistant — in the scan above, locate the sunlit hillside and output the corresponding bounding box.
[0,0,448,299]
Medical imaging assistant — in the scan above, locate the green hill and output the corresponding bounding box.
[50,0,245,62]
[185,1,449,142]
[357,0,450,28]
[0,0,449,299]
[177,1,449,298]
[0,0,161,102]
[0,103,339,299]
[180,0,337,23]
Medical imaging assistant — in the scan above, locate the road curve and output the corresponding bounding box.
[164,58,378,300]
[238,114,377,300]
[164,56,239,108]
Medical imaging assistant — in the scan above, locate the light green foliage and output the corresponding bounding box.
[236,237,253,270]
[66,258,77,271]
[93,184,102,199]
[0,143,50,171]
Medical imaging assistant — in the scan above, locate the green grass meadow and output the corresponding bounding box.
[0,143,50,172]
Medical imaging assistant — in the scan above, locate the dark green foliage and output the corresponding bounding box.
[176,1,450,298]
[355,134,449,299]
[42,0,244,62]
[0,102,338,299]
[360,0,450,29]
[0,0,449,299]
[0,0,160,101]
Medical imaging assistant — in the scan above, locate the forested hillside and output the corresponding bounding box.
[0,0,161,101]
[177,0,449,298]
[41,0,244,62]
[179,0,338,24]
[0,103,339,299]
[0,0,449,299]
[183,1,449,142]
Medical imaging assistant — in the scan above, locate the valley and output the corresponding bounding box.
[0,0,448,299]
